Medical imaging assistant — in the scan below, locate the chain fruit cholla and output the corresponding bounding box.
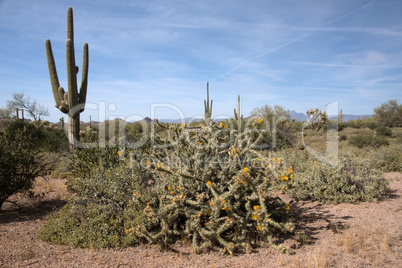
[45,6,89,150]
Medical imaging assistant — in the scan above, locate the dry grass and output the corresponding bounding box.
[313,248,330,268]
[342,229,354,253]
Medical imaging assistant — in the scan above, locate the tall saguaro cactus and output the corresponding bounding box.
[45,6,89,150]
[204,82,213,119]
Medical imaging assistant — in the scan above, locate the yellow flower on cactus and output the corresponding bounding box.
[288,167,293,174]
[278,157,282,163]
[207,181,212,187]
[167,186,172,191]
[157,163,161,169]
[284,204,290,210]
[221,200,226,205]
[220,122,223,127]
[207,209,211,215]
[252,214,258,220]
[258,117,263,124]
[281,174,288,182]
[244,167,249,173]
[290,174,294,179]
[125,229,129,234]
[272,158,275,162]
[182,123,186,127]
[253,205,261,211]
[256,225,263,231]
[224,125,228,129]
[117,151,122,157]
[199,142,203,145]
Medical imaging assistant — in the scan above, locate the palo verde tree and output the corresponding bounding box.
[373,99,402,127]
[45,7,89,150]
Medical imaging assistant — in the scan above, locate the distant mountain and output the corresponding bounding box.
[289,110,308,121]
[333,114,373,122]
[56,112,373,125]
[158,117,203,123]
[289,111,373,122]
[138,117,153,124]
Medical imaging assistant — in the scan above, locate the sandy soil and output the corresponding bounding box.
[0,173,401,268]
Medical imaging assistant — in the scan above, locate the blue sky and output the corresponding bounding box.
[0,0,401,122]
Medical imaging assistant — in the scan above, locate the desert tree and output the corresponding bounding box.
[373,99,402,127]
[7,92,49,128]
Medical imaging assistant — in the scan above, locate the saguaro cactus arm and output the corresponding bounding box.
[45,39,62,110]
[79,43,89,110]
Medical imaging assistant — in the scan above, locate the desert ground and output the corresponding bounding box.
[0,173,401,268]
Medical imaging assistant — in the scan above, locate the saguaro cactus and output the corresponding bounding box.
[45,6,89,150]
[204,82,213,119]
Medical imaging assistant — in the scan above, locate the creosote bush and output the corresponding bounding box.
[349,134,389,148]
[375,126,392,137]
[0,120,46,210]
[287,154,388,204]
[39,155,150,248]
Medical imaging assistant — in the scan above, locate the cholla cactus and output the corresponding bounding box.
[306,108,328,131]
[127,107,295,254]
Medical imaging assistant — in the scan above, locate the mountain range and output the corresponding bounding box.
[54,112,373,125]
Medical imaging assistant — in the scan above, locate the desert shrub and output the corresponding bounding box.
[39,159,150,247]
[124,117,296,254]
[339,134,348,141]
[0,120,46,210]
[39,126,69,152]
[288,154,388,204]
[38,198,137,248]
[349,134,389,148]
[68,146,120,184]
[375,126,392,137]
[367,144,402,172]
[344,117,376,129]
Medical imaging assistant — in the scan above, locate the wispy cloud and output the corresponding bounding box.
[297,26,402,38]
[0,0,401,122]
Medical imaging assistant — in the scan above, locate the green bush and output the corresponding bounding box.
[375,126,392,137]
[367,144,402,172]
[38,198,136,248]
[349,134,389,148]
[288,154,388,204]
[39,158,150,247]
[0,120,45,210]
